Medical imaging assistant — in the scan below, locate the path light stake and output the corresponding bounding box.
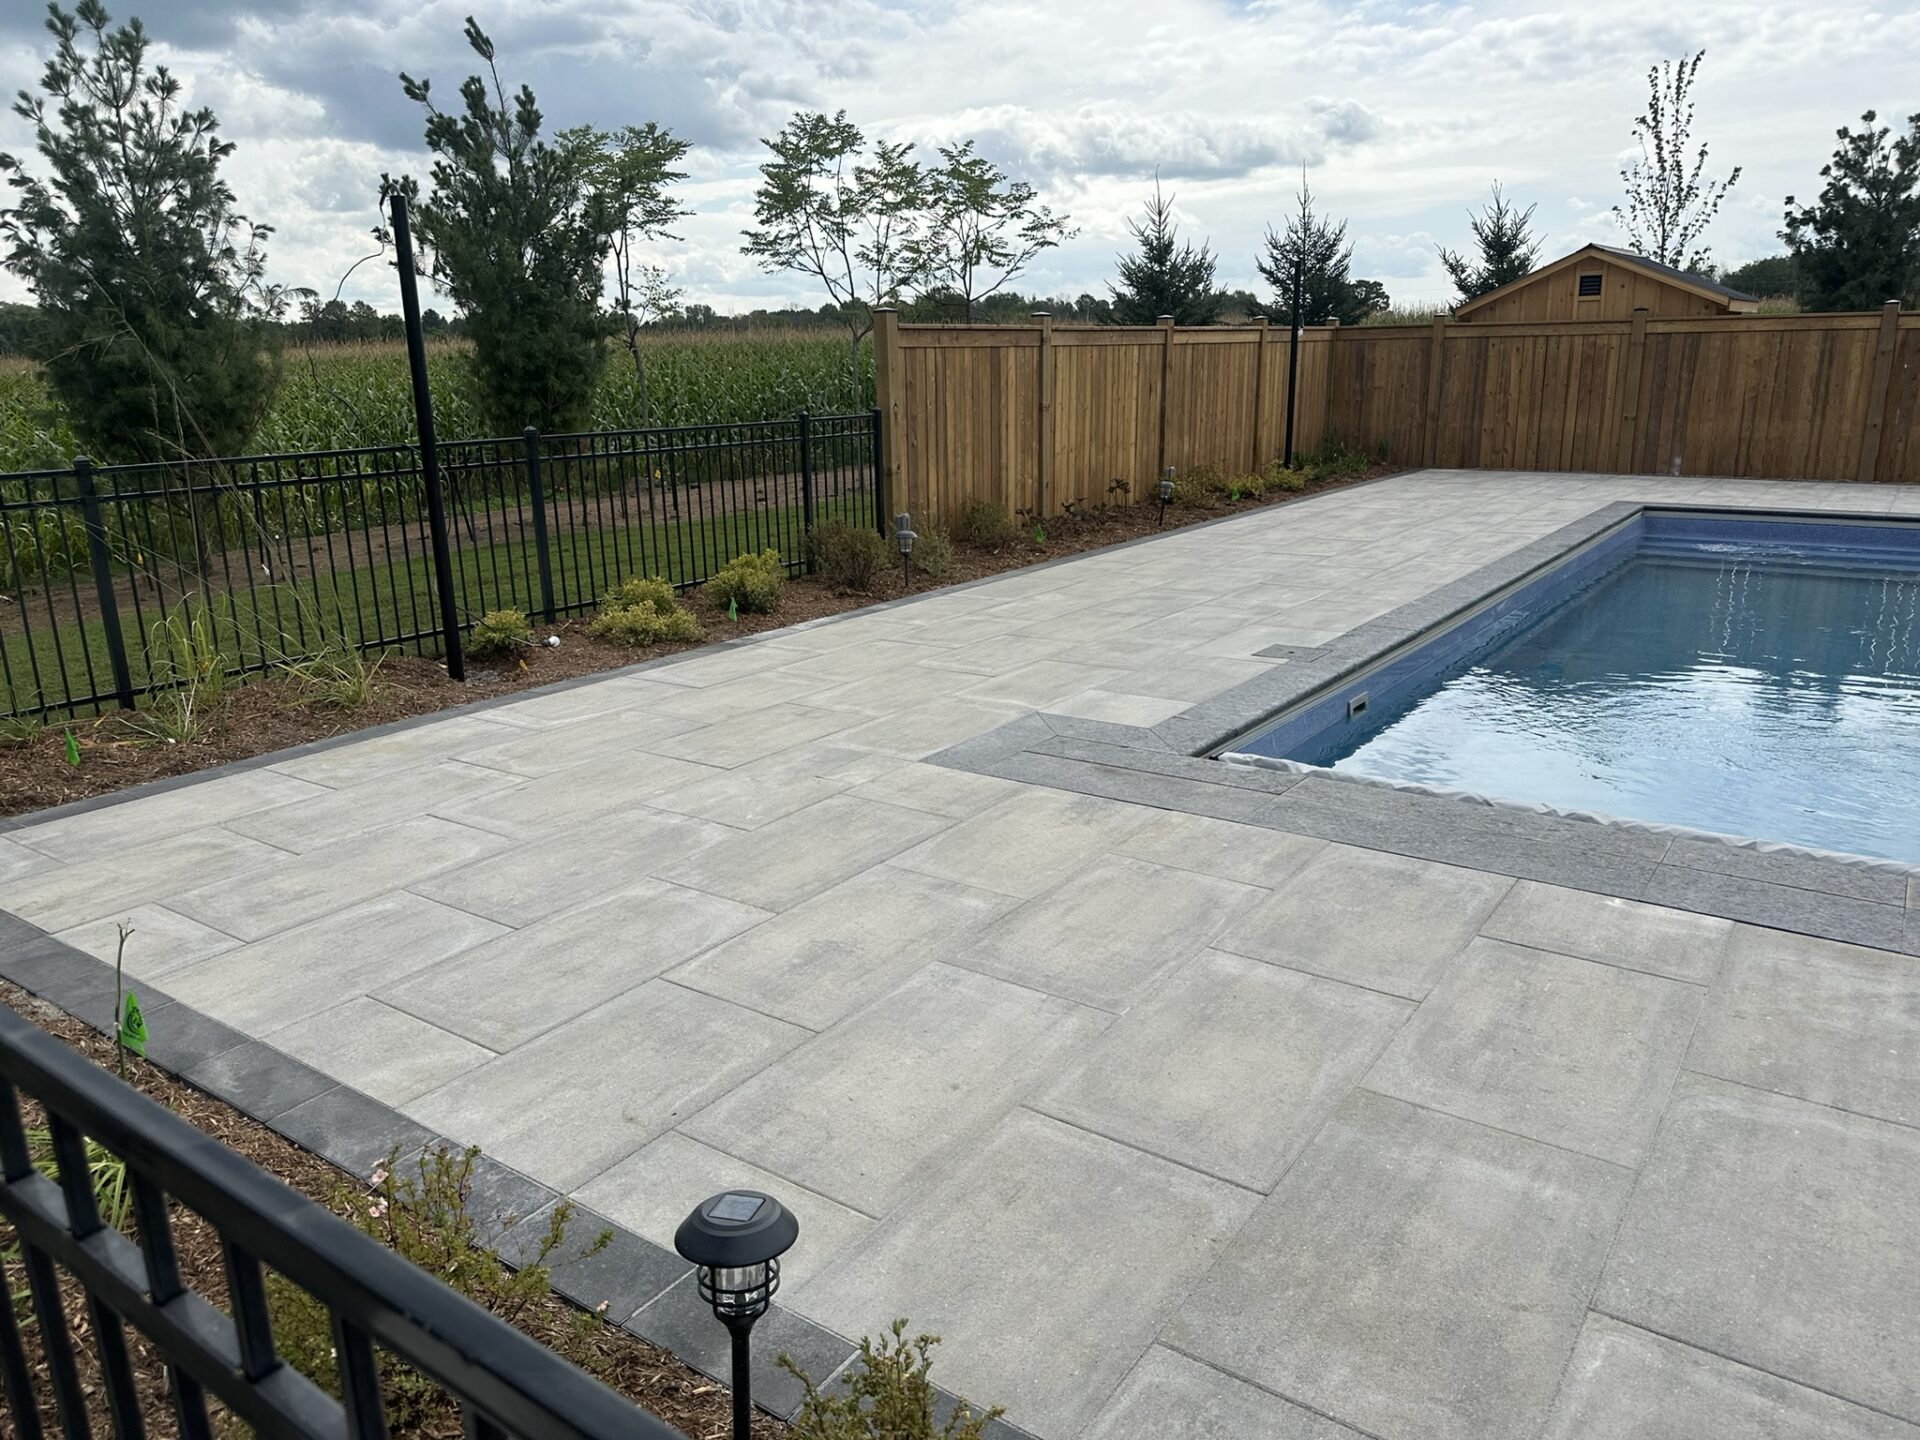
[676,1190,799,1440]
[894,511,917,591]
[1158,467,1175,528]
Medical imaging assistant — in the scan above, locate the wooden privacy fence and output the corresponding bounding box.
[872,302,1920,521]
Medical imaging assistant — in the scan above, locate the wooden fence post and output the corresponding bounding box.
[1321,319,1340,449]
[1617,307,1651,474]
[1034,311,1055,516]
[1859,299,1903,483]
[1423,315,1447,466]
[872,308,904,517]
[1250,317,1271,464]
[1156,314,1175,475]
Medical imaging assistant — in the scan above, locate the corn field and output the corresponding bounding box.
[0,329,872,472]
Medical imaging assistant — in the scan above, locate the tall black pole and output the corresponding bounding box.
[390,193,465,682]
[725,1317,754,1440]
[1284,254,1303,467]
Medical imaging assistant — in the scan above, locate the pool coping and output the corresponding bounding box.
[928,500,1920,959]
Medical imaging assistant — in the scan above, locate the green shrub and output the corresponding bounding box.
[468,608,533,659]
[912,527,956,581]
[588,575,704,646]
[949,500,1016,548]
[1260,459,1310,493]
[269,1145,611,1430]
[809,521,891,591]
[783,1319,1001,1439]
[1168,473,1220,508]
[704,549,786,614]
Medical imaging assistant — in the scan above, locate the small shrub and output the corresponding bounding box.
[282,642,384,707]
[704,549,785,614]
[124,604,227,744]
[809,521,890,591]
[588,575,704,646]
[783,1319,1002,1440]
[1168,473,1219,509]
[949,500,1015,548]
[912,526,955,581]
[1260,459,1310,493]
[269,1145,611,1430]
[468,608,533,659]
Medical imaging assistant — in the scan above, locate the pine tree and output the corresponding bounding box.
[1437,183,1542,303]
[1783,111,1920,312]
[1109,177,1220,324]
[1255,177,1384,326]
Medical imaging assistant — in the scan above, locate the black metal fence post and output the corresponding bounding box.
[869,407,886,536]
[798,411,816,571]
[73,456,136,710]
[523,427,557,622]
[1284,254,1303,468]
[390,193,465,682]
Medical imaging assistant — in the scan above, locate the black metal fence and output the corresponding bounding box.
[0,410,883,719]
[0,1004,681,1439]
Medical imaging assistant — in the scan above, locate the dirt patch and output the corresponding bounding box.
[0,982,783,1439]
[1,467,1395,819]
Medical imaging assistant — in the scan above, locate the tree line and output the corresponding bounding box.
[2,7,1916,468]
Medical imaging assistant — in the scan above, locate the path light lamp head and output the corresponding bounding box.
[1157,467,1175,527]
[676,1190,799,1439]
[894,512,917,589]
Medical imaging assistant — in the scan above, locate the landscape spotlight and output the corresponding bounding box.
[894,511,917,590]
[675,1190,799,1440]
[1157,467,1176,527]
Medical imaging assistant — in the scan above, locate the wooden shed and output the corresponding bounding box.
[1454,243,1759,322]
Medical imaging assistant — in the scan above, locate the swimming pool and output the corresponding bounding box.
[1225,511,1920,865]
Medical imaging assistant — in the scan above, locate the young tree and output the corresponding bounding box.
[1109,176,1220,324]
[1782,111,1920,312]
[581,122,692,425]
[1437,182,1542,302]
[0,0,283,462]
[392,19,613,434]
[742,111,927,391]
[1255,177,1382,326]
[1613,50,1741,271]
[912,141,1074,322]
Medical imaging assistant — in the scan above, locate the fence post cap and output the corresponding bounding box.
[521,425,538,439]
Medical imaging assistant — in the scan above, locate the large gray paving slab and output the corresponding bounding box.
[380,879,772,1050]
[163,891,509,1033]
[1364,937,1703,1167]
[17,768,327,860]
[654,794,949,912]
[1036,949,1410,1189]
[1080,1346,1368,1440]
[435,751,725,838]
[1168,1088,1633,1440]
[264,712,525,787]
[1684,926,1920,1128]
[665,864,1012,1030]
[946,855,1262,1012]
[54,905,240,981]
[223,760,522,852]
[406,978,808,1192]
[270,996,496,1106]
[889,787,1152,900]
[649,702,860,769]
[2,827,291,934]
[1113,810,1326,888]
[793,1109,1259,1440]
[1479,880,1733,985]
[168,816,512,940]
[448,708,705,777]
[1597,1073,1920,1423]
[0,836,56,884]
[643,760,850,830]
[1217,844,1513,999]
[682,962,1109,1215]
[1541,1313,1920,1440]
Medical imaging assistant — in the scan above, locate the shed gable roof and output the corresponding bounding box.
[1453,243,1760,316]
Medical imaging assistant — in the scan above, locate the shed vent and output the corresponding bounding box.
[1577,273,1603,297]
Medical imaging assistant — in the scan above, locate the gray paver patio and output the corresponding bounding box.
[4,470,1919,1438]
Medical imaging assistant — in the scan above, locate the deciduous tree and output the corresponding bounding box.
[1783,111,1920,312]
[1437,183,1541,303]
[0,0,284,462]
[582,123,692,425]
[912,141,1074,323]
[1613,51,1740,271]
[1109,177,1220,325]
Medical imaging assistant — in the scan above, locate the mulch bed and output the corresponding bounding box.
[0,468,1394,819]
[0,982,784,1439]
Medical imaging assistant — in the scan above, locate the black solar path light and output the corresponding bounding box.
[676,1190,799,1440]
[1157,467,1175,527]
[894,511,917,590]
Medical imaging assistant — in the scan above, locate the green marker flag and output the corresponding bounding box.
[118,991,147,1057]
[64,729,80,766]
[727,596,739,622]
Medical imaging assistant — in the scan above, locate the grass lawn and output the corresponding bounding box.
[3,495,871,717]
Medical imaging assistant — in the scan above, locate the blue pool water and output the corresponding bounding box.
[1232,514,1920,864]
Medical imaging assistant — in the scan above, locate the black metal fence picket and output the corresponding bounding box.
[0,1004,682,1440]
[0,410,883,720]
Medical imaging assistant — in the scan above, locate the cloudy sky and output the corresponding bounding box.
[2,0,1916,315]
